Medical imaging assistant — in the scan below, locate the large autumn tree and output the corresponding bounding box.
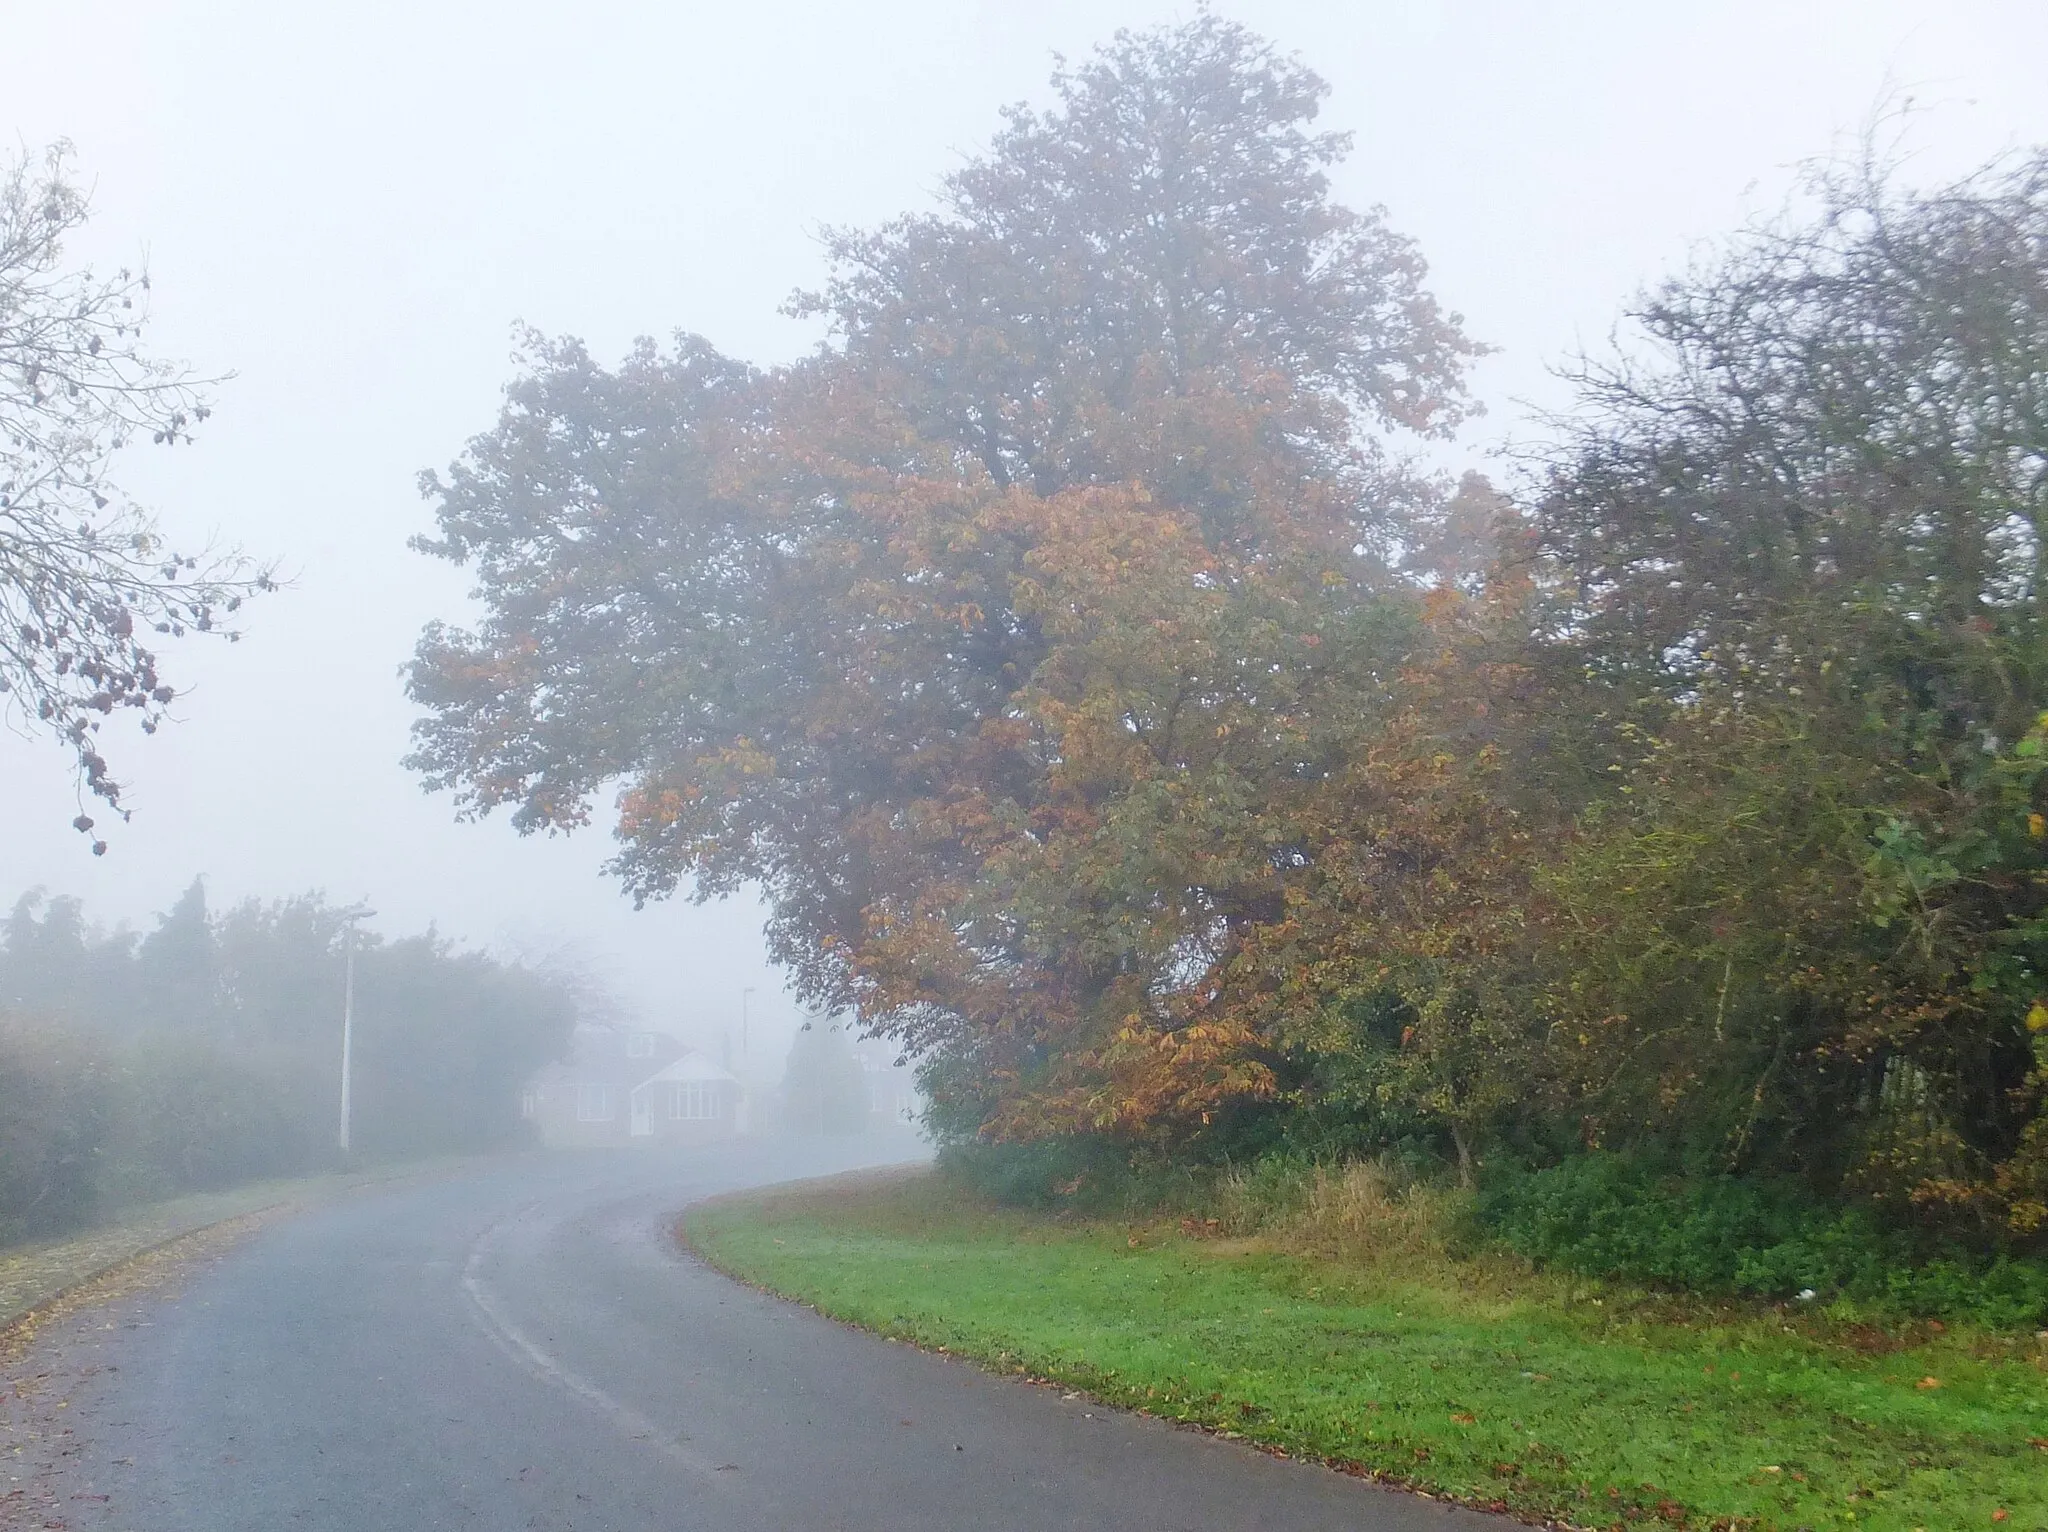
[408,15,1479,1136]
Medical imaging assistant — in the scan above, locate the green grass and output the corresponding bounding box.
[683,1168,2048,1531]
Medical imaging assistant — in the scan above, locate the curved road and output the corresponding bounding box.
[20,1140,1500,1530]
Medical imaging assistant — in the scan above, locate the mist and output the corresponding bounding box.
[0,3,2039,1063]
[10,7,2048,1529]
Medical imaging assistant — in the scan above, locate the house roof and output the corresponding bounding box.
[572,1021,686,1047]
[629,1050,739,1092]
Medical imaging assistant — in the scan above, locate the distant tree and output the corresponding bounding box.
[211,892,352,1049]
[0,887,144,1027]
[0,143,272,845]
[782,1021,870,1136]
[0,880,581,1236]
[2,888,92,1016]
[135,876,217,1029]
[352,933,575,1157]
[207,894,576,1155]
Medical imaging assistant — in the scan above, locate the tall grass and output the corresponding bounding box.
[1209,1157,1460,1264]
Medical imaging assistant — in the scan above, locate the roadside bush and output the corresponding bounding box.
[0,883,579,1247]
[97,1034,317,1206]
[0,1018,115,1242]
[1479,1153,2048,1326]
[940,1138,1460,1265]
[0,1020,319,1238]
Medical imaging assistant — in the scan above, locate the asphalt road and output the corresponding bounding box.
[18,1139,1504,1531]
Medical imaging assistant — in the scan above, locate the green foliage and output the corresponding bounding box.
[95,1032,310,1206]
[1504,151,2048,1230]
[938,1138,1126,1210]
[0,1020,115,1242]
[1480,1154,2048,1328]
[1248,146,2048,1247]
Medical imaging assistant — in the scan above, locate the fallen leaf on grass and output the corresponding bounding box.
[1915,1376,1942,1390]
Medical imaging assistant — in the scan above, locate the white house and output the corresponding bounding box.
[523,1023,743,1147]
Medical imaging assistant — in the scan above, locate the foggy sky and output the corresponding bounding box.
[4,0,2046,1071]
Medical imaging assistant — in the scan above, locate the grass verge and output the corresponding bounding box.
[682,1168,2048,1532]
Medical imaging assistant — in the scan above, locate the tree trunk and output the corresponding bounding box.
[1450,1121,1475,1190]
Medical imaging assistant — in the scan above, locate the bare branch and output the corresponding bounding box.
[0,142,275,845]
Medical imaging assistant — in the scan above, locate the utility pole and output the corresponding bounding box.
[337,906,375,1155]
[741,986,756,1063]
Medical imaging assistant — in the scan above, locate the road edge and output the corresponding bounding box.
[0,1154,500,1341]
[674,1166,1566,1532]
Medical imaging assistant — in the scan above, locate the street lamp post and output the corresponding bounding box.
[337,906,375,1155]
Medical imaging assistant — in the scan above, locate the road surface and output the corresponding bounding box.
[8,1139,1503,1530]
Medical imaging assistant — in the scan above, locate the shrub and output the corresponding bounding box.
[97,1034,316,1205]
[0,883,580,1249]
[0,1018,114,1242]
[1216,1157,1457,1264]
[1478,1153,2048,1327]
[940,1136,1460,1266]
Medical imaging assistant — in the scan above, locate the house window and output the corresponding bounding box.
[520,1090,540,1119]
[669,1082,722,1120]
[626,1033,654,1059]
[576,1084,613,1121]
